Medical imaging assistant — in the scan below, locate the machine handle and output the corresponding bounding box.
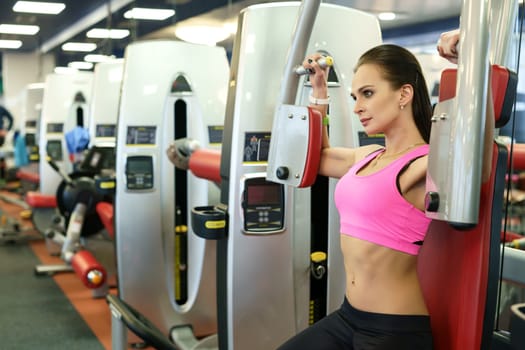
[47,155,75,186]
[294,56,333,75]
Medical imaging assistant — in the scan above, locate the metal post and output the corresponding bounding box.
[278,0,321,105]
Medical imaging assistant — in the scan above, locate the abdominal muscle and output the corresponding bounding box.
[341,234,429,316]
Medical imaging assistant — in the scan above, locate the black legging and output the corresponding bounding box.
[277,298,433,350]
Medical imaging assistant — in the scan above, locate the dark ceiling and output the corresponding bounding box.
[0,0,245,67]
[0,0,466,70]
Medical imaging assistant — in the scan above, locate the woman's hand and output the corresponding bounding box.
[437,29,460,64]
[302,53,330,98]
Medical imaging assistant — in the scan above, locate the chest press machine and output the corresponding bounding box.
[268,0,525,349]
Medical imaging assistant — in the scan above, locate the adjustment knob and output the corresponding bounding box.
[425,191,440,212]
[276,166,289,180]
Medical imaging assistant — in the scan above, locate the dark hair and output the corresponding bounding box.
[354,44,432,143]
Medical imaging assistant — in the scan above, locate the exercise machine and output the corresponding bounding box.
[33,146,116,298]
[16,83,44,193]
[38,71,93,196]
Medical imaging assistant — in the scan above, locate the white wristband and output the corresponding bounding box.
[309,94,330,105]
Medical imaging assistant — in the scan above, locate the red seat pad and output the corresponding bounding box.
[439,65,517,127]
[71,250,107,289]
[96,202,114,239]
[418,142,501,350]
[25,191,57,208]
[16,170,40,183]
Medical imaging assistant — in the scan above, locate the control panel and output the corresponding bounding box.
[125,155,153,190]
[241,174,284,234]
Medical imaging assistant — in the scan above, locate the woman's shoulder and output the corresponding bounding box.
[355,144,384,162]
[401,152,428,181]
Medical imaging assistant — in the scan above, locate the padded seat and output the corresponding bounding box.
[25,191,57,208]
[418,64,516,349]
[16,170,40,183]
[96,202,114,239]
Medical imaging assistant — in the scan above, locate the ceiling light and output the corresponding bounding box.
[223,20,238,36]
[61,42,97,52]
[13,1,65,15]
[84,54,115,63]
[86,28,130,39]
[378,12,396,21]
[124,7,175,20]
[54,66,77,74]
[27,82,45,89]
[0,24,40,35]
[0,40,23,49]
[68,61,94,70]
[175,25,231,46]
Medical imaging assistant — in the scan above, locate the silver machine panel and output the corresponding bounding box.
[38,72,93,195]
[88,59,124,148]
[218,2,381,349]
[113,40,229,349]
[21,83,44,144]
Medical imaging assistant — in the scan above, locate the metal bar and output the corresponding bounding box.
[278,0,322,105]
[447,0,490,224]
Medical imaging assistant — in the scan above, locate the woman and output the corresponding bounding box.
[277,44,434,349]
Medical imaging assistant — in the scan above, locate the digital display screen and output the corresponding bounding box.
[127,158,152,174]
[25,133,36,147]
[46,140,63,161]
[126,126,156,145]
[26,120,37,128]
[47,123,63,133]
[247,184,280,206]
[96,124,116,137]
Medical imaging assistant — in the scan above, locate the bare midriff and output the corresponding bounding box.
[341,234,429,315]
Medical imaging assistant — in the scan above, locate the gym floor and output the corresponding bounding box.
[0,188,113,349]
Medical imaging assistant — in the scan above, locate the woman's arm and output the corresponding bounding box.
[303,54,359,178]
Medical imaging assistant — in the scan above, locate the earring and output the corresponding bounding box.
[400,104,405,110]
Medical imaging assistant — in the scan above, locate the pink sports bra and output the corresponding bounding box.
[334,145,431,255]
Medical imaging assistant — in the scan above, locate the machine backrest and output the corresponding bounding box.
[418,65,515,349]
[419,143,505,349]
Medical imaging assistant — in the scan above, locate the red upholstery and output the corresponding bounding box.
[501,230,523,243]
[189,149,222,184]
[71,250,107,289]
[299,107,323,188]
[419,143,502,350]
[417,63,516,349]
[25,191,57,208]
[16,170,40,183]
[439,65,517,127]
[96,202,114,239]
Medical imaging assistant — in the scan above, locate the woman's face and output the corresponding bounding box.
[350,63,402,135]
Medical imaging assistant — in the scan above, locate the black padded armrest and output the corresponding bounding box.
[106,294,177,350]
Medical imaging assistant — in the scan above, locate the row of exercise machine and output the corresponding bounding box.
[6,0,525,349]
